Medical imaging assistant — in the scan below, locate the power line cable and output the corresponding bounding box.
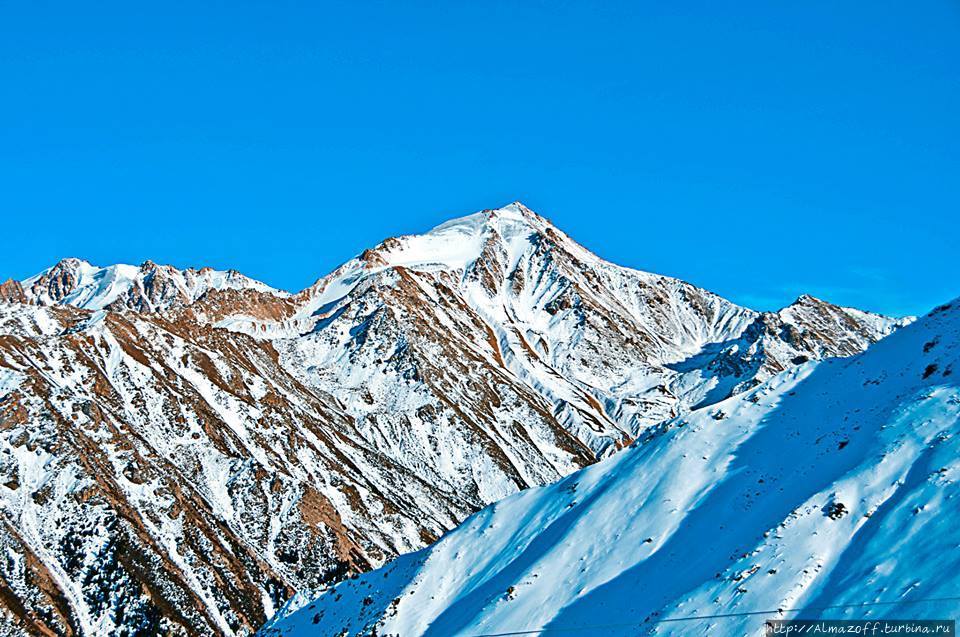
[464,594,960,636]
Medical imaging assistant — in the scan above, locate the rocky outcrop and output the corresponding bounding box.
[0,280,26,305]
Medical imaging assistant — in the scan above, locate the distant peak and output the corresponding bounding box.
[336,203,555,277]
[775,294,837,317]
[19,257,282,310]
[52,257,91,270]
[793,294,824,305]
[486,201,546,223]
[493,200,530,214]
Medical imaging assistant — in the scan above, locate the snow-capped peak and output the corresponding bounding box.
[358,201,550,273]
[20,257,285,312]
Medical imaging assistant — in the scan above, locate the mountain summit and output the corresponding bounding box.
[0,203,909,636]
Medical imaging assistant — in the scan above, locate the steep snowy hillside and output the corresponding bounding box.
[264,297,960,637]
[0,203,909,636]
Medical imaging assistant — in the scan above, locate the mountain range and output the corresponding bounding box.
[0,203,911,636]
[264,295,960,637]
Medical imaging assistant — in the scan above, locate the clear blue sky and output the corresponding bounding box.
[2,1,957,317]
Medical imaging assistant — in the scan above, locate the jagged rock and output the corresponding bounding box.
[0,279,26,304]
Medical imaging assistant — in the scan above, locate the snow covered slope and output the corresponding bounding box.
[264,297,960,637]
[0,203,909,636]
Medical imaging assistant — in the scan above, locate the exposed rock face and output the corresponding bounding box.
[0,281,25,305]
[0,203,909,636]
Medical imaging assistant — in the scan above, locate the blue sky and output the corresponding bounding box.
[2,1,957,317]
